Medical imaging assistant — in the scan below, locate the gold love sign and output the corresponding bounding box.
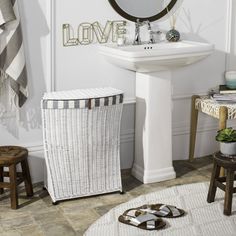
[63,20,127,46]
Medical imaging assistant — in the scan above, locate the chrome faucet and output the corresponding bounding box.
[133,19,162,45]
[133,19,143,45]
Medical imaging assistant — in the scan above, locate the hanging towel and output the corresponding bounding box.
[0,0,28,116]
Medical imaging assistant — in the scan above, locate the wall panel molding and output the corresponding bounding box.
[120,129,135,143]
[226,0,235,70]
[27,119,233,153]
[122,92,211,103]
[24,144,44,153]
[49,0,56,92]
[123,97,136,104]
[25,129,135,154]
[173,122,220,136]
[172,92,207,101]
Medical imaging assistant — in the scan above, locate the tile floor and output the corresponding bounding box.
[0,156,213,236]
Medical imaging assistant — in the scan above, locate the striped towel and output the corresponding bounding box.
[0,0,28,117]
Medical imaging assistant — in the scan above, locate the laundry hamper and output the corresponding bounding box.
[41,87,124,203]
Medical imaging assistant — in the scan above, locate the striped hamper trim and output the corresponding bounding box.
[41,94,123,110]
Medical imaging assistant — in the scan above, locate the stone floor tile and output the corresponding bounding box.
[94,203,119,216]
[40,195,55,206]
[18,199,55,215]
[75,230,84,236]
[98,191,133,205]
[198,165,213,178]
[0,156,214,235]
[40,220,76,236]
[33,210,65,225]
[0,230,21,236]
[178,175,210,185]
[187,156,213,169]
[127,184,153,197]
[64,209,100,232]
[0,194,10,203]
[173,162,196,178]
[1,215,35,230]
[60,196,104,213]
[141,184,167,194]
[17,224,44,236]
[122,176,142,191]
[0,207,29,220]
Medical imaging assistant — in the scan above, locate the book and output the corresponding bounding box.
[212,93,236,103]
[219,84,236,94]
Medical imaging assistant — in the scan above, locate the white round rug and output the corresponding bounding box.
[84,182,236,236]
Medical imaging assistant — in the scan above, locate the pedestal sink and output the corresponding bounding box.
[100,40,214,184]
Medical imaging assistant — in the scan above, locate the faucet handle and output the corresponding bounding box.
[133,19,141,45]
[136,19,150,27]
[150,30,162,35]
[146,21,151,30]
[148,30,163,44]
[135,18,141,26]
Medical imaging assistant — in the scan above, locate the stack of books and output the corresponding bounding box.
[212,85,236,103]
[219,85,236,94]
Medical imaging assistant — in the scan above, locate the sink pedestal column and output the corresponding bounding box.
[132,71,176,184]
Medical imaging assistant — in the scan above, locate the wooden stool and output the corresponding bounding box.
[189,95,236,175]
[0,146,33,209]
[207,152,236,215]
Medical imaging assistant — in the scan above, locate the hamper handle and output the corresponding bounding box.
[88,99,92,110]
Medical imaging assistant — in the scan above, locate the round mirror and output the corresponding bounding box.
[108,0,177,22]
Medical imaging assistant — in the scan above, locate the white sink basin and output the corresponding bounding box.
[100,40,214,72]
[99,39,214,184]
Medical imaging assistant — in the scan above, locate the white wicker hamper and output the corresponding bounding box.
[41,87,124,203]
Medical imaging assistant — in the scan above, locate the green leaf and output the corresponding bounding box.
[216,127,236,142]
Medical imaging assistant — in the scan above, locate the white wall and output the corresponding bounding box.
[0,0,234,183]
[54,0,136,171]
[54,0,230,163]
[149,0,233,161]
[170,0,231,160]
[0,0,50,183]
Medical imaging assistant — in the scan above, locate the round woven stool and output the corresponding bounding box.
[207,152,236,215]
[0,146,33,209]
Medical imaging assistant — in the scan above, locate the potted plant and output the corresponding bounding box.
[216,127,236,155]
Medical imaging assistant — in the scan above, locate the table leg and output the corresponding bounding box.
[0,166,4,194]
[9,164,18,209]
[219,107,227,178]
[207,162,220,203]
[189,95,200,162]
[224,169,234,215]
[21,160,33,197]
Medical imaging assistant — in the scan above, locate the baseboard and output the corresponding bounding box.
[123,97,136,104]
[25,144,44,153]
[132,163,176,184]
[121,168,131,176]
[172,92,207,100]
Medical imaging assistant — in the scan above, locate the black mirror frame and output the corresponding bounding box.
[108,0,178,22]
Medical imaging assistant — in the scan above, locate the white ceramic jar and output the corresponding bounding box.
[225,71,236,89]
